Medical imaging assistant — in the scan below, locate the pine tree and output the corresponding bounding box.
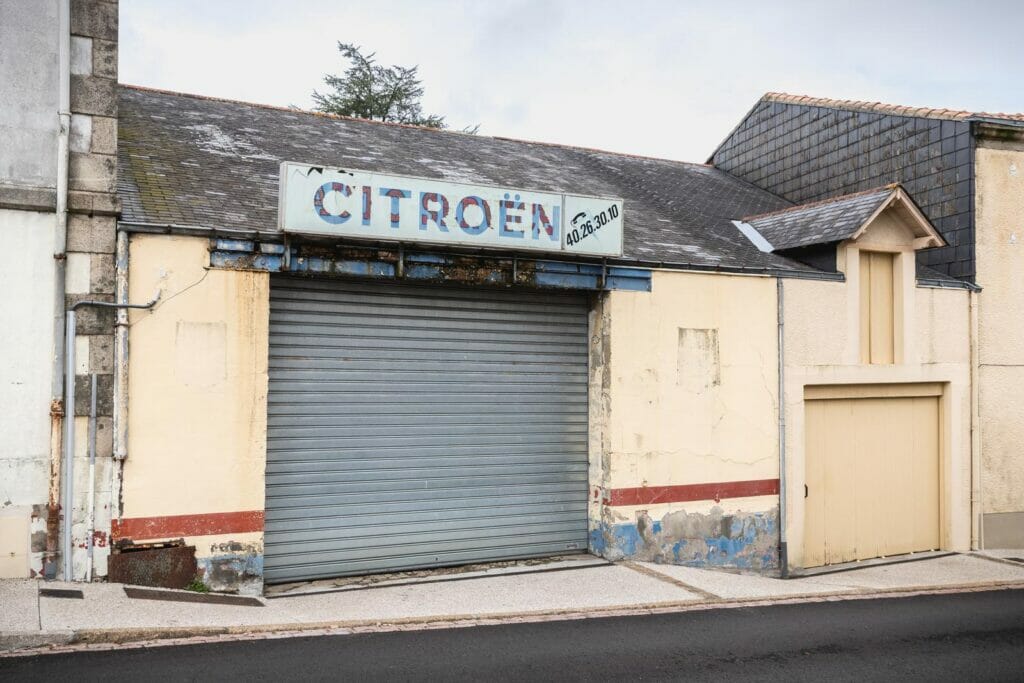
[312,43,450,129]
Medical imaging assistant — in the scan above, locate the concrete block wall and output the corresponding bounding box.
[64,0,120,580]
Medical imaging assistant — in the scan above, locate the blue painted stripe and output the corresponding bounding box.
[589,515,778,570]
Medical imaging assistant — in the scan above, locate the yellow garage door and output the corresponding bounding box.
[804,384,941,568]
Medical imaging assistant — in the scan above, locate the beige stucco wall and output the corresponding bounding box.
[975,143,1024,521]
[123,234,269,561]
[783,220,972,569]
[600,270,779,493]
[590,270,780,565]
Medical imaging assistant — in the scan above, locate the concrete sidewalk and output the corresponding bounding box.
[4,552,1024,655]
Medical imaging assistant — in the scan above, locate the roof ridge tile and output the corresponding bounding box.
[761,92,1024,123]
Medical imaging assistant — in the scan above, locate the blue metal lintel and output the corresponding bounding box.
[405,264,441,279]
[605,274,652,291]
[604,266,653,292]
[208,244,652,292]
[535,260,603,275]
[406,252,451,265]
[214,238,256,253]
[535,271,601,289]
[210,251,283,271]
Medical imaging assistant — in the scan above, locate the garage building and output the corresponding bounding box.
[106,85,975,593]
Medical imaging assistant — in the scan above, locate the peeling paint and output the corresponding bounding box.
[590,505,779,571]
[677,328,720,391]
[30,530,47,553]
[210,541,262,554]
[198,552,264,596]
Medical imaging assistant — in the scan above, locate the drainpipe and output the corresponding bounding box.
[48,0,71,579]
[85,374,97,582]
[969,289,982,549]
[62,293,160,581]
[112,231,130,518]
[61,307,75,580]
[777,277,788,578]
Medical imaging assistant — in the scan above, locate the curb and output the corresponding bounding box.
[0,631,75,653]
[4,579,1024,657]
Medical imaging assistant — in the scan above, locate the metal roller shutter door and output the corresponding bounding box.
[264,276,591,583]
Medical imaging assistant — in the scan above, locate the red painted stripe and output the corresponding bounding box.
[607,479,779,507]
[111,511,264,540]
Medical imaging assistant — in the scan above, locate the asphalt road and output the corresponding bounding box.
[4,589,1024,682]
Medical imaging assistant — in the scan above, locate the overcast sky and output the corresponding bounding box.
[120,0,1023,162]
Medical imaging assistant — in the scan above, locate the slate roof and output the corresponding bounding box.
[117,85,818,273]
[707,91,986,280]
[742,186,896,251]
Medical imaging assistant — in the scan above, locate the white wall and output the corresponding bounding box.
[0,0,60,191]
[0,209,57,577]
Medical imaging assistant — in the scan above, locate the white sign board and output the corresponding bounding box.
[278,162,623,257]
